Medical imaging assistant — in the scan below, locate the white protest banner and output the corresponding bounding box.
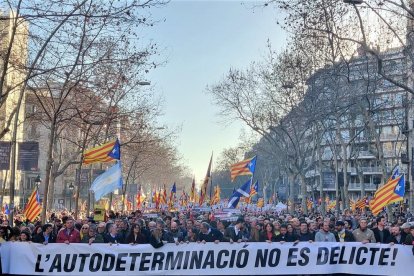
[1,242,413,275]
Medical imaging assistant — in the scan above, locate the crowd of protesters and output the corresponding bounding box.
[0,208,414,252]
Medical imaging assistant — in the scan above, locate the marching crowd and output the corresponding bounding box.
[0,208,414,250]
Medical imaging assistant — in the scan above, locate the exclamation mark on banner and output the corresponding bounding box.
[390,248,398,266]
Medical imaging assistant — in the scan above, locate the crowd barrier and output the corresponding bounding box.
[0,242,413,275]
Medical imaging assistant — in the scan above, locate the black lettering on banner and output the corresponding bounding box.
[102,254,116,272]
[229,249,236,268]
[140,253,152,271]
[89,253,102,272]
[287,248,298,266]
[236,249,249,268]
[49,254,62,273]
[329,246,340,265]
[129,253,140,271]
[165,251,183,270]
[348,247,356,265]
[317,247,328,265]
[268,249,281,267]
[152,252,165,271]
[369,248,380,265]
[299,247,310,266]
[189,251,203,269]
[63,254,77,272]
[203,250,215,269]
[356,247,368,265]
[116,253,128,271]
[78,253,90,272]
[35,255,44,272]
[255,249,268,267]
[338,246,347,264]
[391,248,397,266]
[183,251,191,269]
[379,248,390,266]
[217,250,229,269]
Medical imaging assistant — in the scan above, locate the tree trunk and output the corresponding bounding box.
[317,142,325,215]
[41,120,56,224]
[342,144,349,209]
[288,173,295,213]
[87,166,93,216]
[1,170,8,208]
[300,173,308,215]
[74,158,83,219]
[359,173,365,197]
[47,173,57,210]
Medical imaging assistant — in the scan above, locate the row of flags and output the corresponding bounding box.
[14,137,408,221]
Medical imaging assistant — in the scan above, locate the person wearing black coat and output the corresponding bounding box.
[298,222,315,242]
[126,224,148,244]
[32,224,56,244]
[149,228,165,248]
[259,223,277,242]
[372,216,391,244]
[223,218,245,242]
[386,226,405,244]
[197,222,223,243]
[104,224,124,244]
[334,221,355,242]
[275,225,298,242]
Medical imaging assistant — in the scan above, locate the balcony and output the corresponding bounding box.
[360,166,384,174]
[348,182,377,191]
[358,151,376,159]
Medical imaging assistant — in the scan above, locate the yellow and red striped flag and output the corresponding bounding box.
[356,197,367,210]
[24,188,42,222]
[230,156,256,182]
[190,178,195,203]
[257,198,264,208]
[199,154,213,205]
[159,186,167,205]
[350,199,356,211]
[136,187,142,209]
[370,176,402,215]
[82,139,120,165]
[307,199,313,210]
[210,186,221,205]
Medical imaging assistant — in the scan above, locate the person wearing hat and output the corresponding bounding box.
[334,221,354,242]
[224,217,246,243]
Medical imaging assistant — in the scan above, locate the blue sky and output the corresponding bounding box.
[141,0,287,184]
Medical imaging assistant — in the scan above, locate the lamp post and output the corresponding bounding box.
[34,175,41,189]
[69,183,74,212]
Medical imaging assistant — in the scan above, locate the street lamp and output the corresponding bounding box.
[34,175,41,189]
[69,183,74,212]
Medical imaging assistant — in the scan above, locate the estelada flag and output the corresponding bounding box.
[230,156,256,182]
[24,188,42,222]
[82,139,120,165]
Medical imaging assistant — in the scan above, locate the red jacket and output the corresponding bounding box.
[56,228,81,243]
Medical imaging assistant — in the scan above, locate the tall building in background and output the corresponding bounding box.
[0,10,29,207]
[305,49,407,202]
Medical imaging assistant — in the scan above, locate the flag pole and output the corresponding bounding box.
[209,152,214,202]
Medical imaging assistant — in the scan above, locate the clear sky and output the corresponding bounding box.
[141,0,287,185]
